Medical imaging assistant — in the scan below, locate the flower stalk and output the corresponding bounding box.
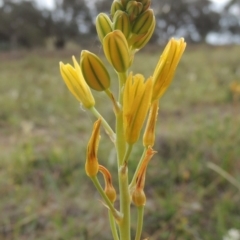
[58,0,186,239]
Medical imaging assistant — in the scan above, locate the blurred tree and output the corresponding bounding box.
[0,0,51,49]
[152,0,221,43]
[0,0,239,50]
[50,0,96,48]
[223,0,240,35]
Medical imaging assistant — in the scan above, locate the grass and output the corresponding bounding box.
[0,44,240,240]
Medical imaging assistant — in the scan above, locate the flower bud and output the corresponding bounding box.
[143,100,159,147]
[139,0,151,11]
[96,13,113,43]
[99,165,117,203]
[126,1,143,21]
[80,50,110,91]
[121,0,131,8]
[132,9,154,35]
[123,73,153,144]
[131,15,155,50]
[103,30,131,73]
[111,0,124,17]
[85,119,101,177]
[59,56,95,108]
[152,38,186,101]
[113,10,131,39]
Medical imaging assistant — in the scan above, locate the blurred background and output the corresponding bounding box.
[0,0,240,239]
[0,0,240,49]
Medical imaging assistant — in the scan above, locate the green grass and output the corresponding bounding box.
[0,45,240,240]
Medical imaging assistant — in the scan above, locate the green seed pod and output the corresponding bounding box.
[96,13,113,43]
[103,30,131,73]
[80,50,110,91]
[113,10,131,39]
[126,1,143,21]
[111,0,124,17]
[132,9,154,35]
[132,188,146,207]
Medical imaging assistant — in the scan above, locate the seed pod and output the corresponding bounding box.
[85,119,101,177]
[99,165,117,203]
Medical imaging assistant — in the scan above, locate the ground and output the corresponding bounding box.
[0,45,240,240]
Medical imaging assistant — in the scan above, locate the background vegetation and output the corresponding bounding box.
[0,44,240,239]
[0,0,240,239]
[0,0,240,50]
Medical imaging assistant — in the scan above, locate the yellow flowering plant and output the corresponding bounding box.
[59,0,186,239]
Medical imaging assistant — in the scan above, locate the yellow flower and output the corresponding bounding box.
[59,56,95,108]
[85,119,101,177]
[123,73,153,144]
[152,38,186,102]
[143,99,159,147]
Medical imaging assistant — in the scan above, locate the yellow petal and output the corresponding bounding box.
[123,73,153,144]
[152,38,186,101]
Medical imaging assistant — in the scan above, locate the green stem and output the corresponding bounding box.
[135,206,144,240]
[116,71,131,240]
[122,144,133,165]
[129,148,147,190]
[90,107,116,143]
[117,72,127,105]
[91,176,122,222]
[108,210,120,240]
[118,164,131,240]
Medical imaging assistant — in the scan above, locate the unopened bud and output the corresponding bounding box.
[113,10,131,39]
[132,16,155,50]
[103,30,131,73]
[139,0,151,11]
[96,13,113,43]
[132,9,154,35]
[126,1,143,21]
[80,50,110,91]
[121,0,130,8]
[111,0,124,17]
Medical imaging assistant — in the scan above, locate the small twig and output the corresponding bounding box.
[207,162,240,191]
